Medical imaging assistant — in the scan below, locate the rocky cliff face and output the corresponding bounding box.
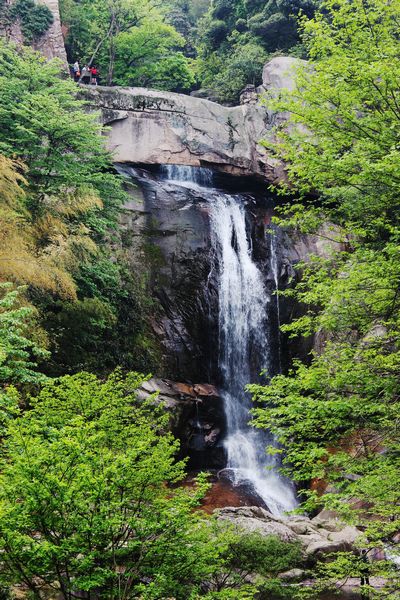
[137,377,225,469]
[117,165,218,383]
[3,0,67,65]
[33,0,67,65]
[82,57,303,183]
[117,165,288,384]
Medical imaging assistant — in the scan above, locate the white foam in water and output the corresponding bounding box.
[209,195,297,515]
[162,166,297,515]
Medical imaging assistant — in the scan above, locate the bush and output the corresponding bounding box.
[212,0,233,20]
[211,42,267,104]
[235,17,247,32]
[206,19,229,48]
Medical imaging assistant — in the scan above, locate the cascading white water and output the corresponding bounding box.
[209,195,297,515]
[270,226,283,374]
[159,165,297,514]
[160,164,214,187]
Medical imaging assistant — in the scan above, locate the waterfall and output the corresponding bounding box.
[159,165,297,515]
[209,195,296,515]
[160,165,214,187]
[270,227,283,374]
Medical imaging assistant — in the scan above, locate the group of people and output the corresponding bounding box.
[72,61,99,85]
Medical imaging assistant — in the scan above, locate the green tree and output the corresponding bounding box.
[60,0,193,89]
[0,284,49,385]
[195,0,317,104]
[0,370,206,598]
[0,370,303,599]
[0,42,126,274]
[201,531,303,597]
[0,42,125,227]
[113,20,195,91]
[0,42,154,376]
[208,41,267,104]
[251,0,400,596]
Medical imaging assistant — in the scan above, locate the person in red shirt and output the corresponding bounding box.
[90,66,99,85]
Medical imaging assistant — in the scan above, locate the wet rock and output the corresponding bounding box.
[204,427,220,446]
[194,383,218,397]
[138,377,225,469]
[118,166,218,382]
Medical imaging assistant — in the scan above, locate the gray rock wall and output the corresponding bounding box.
[34,0,68,66]
[81,57,304,183]
[1,0,67,66]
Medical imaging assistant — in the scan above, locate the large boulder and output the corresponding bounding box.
[260,56,307,94]
[217,507,298,542]
[82,85,282,181]
[215,506,363,560]
[81,57,305,183]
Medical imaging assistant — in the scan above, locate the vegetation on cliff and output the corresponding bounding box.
[0,41,158,377]
[251,0,400,596]
[60,0,318,102]
[0,0,54,44]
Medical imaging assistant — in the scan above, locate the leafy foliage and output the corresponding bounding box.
[0,284,49,385]
[0,370,199,597]
[60,0,317,103]
[40,257,158,375]
[0,42,158,376]
[0,42,125,296]
[60,0,194,89]
[200,41,267,104]
[195,0,317,103]
[0,370,302,599]
[251,0,400,595]
[113,20,195,91]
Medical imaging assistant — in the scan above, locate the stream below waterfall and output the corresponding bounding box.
[160,165,297,515]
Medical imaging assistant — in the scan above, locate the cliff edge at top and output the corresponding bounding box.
[82,57,304,182]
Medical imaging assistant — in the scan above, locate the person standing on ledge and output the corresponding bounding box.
[80,65,91,84]
[90,65,99,85]
[72,60,80,82]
